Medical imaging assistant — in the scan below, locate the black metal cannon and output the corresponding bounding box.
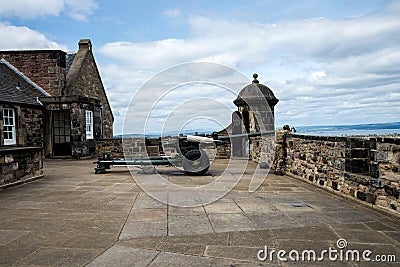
[94,131,273,175]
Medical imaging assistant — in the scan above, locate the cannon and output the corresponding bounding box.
[94,131,274,175]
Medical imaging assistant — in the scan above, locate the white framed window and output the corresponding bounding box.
[3,108,16,145]
[85,110,93,140]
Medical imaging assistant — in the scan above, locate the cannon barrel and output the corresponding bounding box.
[179,130,275,143]
[215,130,275,141]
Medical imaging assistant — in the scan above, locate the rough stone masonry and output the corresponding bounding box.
[283,133,400,214]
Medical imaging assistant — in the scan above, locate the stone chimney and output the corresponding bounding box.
[78,39,92,51]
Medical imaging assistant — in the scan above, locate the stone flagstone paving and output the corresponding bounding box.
[0,159,399,266]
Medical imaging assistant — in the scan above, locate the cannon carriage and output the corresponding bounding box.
[94,131,272,175]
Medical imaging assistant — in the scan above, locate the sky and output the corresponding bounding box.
[0,0,399,135]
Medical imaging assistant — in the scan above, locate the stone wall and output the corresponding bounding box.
[68,51,113,138]
[96,137,222,160]
[0,103,44,147]
[0,50,66,96]
[96,138,160,158]
[20,107,44,147]
[216,142,231,159]
[284,134,400,213]
[250,135,275,164]
[70,102,96,158]
[65,40,114,139]
[41,96,101,158]
[0,147,43,186]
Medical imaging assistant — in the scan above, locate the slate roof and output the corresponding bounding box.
[234,73,279,107]
[66,53,76,75]
[0,58,49,106]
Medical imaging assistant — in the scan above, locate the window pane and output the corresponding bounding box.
[3,108,16,145]
[85,110,93,140]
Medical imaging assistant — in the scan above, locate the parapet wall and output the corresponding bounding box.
[0,147,43,187]
[284,134,400,213]
[96,137,226,160]
[96,138,160,158]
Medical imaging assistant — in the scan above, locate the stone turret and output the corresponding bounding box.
[231,73,279,158]
[233,73,279,133]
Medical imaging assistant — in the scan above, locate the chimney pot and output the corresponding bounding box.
[78,39,92,51]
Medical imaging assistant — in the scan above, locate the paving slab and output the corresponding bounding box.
[157,242,206,256]
[205,244,269,263]
[208,212,257,232]
[119,237,164,250]
[14,247,101,267]
[0,229,29,245]
[8,230,72,248]
[332,228,395,244]
[162,232,229,246]
[168,214,214,236]
[127,208,167,222]
[204,200,244,214]
[148,251,214,267]
[119,221,168,239]
[0,245,39,266]
[168,205,206,216]
[271,225,339,241]
[247,212,299,229]
[86,246,158,267]
[230,229,275,247]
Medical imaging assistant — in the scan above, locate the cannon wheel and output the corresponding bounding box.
[183,149,209,175]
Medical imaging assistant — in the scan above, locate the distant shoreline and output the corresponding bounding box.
[294,129,399,137]
[292,122,400,137]
[114,121,400,138]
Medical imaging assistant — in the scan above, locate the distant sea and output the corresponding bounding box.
[293,122,400,136]
[115,122,400,138]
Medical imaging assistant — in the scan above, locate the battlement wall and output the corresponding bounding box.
[284,134,400,213]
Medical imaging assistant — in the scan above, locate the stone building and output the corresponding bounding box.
[0,39,113,158]
[231,73,279,159]
[0,59,46,185]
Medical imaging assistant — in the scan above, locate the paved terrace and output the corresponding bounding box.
[0,159,399,266]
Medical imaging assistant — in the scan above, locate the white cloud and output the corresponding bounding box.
[98,3,400,134]
[0,0,63,18]
[100,10,400,70]
[0,0,97,21]
[0,22,67,50]
[64,0,97,21]
[163,8,181,18]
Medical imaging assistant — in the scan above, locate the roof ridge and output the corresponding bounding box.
[0,58,50,97]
